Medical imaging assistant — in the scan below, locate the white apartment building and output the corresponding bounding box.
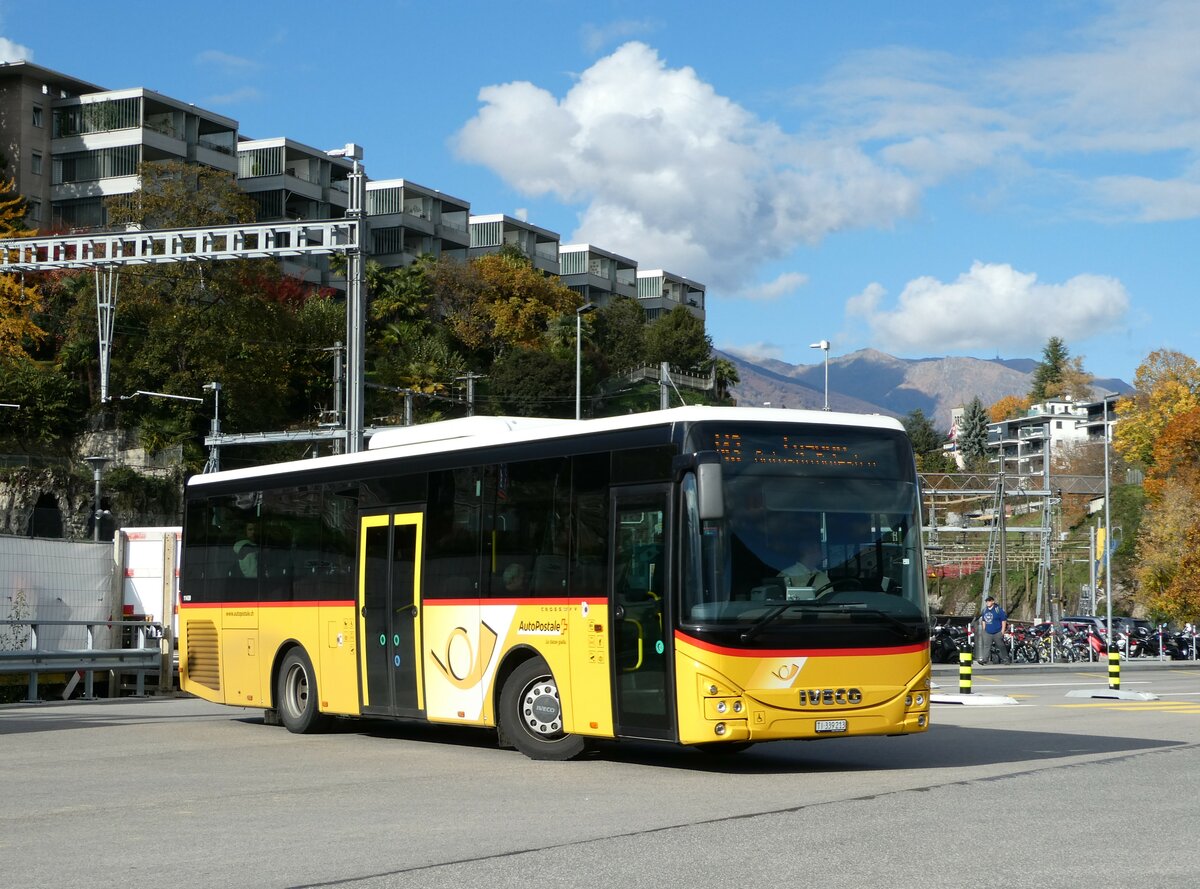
[2,60,709,335]
[468,214,560,275]
[366,179,469,267]
[237,137,355,287]
[636,269,705,323]
[558,244,637,310]
[987,396,1116,480]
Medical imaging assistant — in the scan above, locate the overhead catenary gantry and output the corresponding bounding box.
[921,471,1107,619]
[1,189,370,455]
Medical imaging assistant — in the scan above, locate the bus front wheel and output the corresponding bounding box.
[499,658,585,761]
[277,648,328,734]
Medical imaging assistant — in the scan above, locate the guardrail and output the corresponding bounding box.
[0,619,164,702]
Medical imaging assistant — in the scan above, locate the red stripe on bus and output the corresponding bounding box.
[675,630,928,659]
[178,600,355,609]
[423,597,580,607]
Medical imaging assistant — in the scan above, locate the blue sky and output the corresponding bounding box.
[6,0,1200,384]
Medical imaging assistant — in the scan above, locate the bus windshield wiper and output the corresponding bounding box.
[803,603,925,641]
[740,602,924,643]
[739,604,798,643]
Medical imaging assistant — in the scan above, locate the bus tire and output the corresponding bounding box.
[277,648,328,734]
[499,657,585,761]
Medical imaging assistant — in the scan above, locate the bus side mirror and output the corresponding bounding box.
[695,453,724,520]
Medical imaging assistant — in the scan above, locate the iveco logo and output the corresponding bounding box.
[802,688,863,706]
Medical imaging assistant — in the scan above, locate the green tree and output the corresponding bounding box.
[957,397,989,470]
[1029,336,1071,402]
[644,305,712,374]
[593,296,647,374]
[713,357,740,403]
[105,160,256,229]
[487,348,575,417]
[902,408,952,471]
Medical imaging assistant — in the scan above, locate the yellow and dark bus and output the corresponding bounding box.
[179,407,931,759]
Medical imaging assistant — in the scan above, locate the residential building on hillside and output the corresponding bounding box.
[1,60,709,338]
[469,213,559,274]
[237,136,354,288]
[986,396,1117,481]
[558,243,637,310]
[636,269,705,323]
[366,178,469,268]
[0,61,101,229]
[49,86,238,230]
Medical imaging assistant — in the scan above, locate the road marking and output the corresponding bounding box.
[1055,701,1200,714]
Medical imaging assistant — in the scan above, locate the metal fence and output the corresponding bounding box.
[0,618,164,701]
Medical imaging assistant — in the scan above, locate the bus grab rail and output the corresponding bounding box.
[0,619,163,702]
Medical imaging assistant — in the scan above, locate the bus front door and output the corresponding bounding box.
[359,512,424,718]
[610,487,675,741]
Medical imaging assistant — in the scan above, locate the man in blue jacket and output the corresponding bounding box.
[979,595,1010,664]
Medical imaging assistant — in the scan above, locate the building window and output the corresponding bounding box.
[26,199,41,222]
[31,151,43,175]
[32,104,43,127]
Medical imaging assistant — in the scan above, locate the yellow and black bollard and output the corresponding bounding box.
[959,650,973,695]
[1108,646,1121,690]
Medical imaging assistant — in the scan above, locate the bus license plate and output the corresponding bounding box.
[815,719,847,733]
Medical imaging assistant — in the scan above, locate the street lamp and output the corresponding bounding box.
[326,143,366,454]
[809,339,831,410]
[203,382,222,473]
[575,303,596,420]
[84,455,111,543]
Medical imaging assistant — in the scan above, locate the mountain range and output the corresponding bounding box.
[722,348,1132,428]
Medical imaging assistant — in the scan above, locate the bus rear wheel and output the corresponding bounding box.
[277,648,328,734]
[499,657,585,761]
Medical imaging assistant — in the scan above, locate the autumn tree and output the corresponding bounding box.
[0,173,44,361]
[988,394,1030,423]
[1113,349,1200,468]
[428,249,579,360]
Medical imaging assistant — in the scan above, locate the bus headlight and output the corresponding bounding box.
[716,701,728,714]
[732,700,743,713]
[714,723,727,736]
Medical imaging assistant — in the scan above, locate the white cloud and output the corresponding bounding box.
[196,49,259,72]
[454,42,919,292]
[203,87,264,106]
[720,341,787,362]
[580,19,658,55]
[847,261,1130,354]
[0,37,32,62]
[1093,174,1200,222]
[741,271,809,302]
[811,2,1200,217]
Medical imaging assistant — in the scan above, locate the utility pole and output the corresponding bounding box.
[456,372,483,416]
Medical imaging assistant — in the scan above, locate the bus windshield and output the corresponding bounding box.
[681,423,927,647]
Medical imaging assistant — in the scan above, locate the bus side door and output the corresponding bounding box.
[610,486,675,741]
[358,512,424,717]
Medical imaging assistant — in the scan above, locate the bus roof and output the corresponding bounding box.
[188,406,904,490]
